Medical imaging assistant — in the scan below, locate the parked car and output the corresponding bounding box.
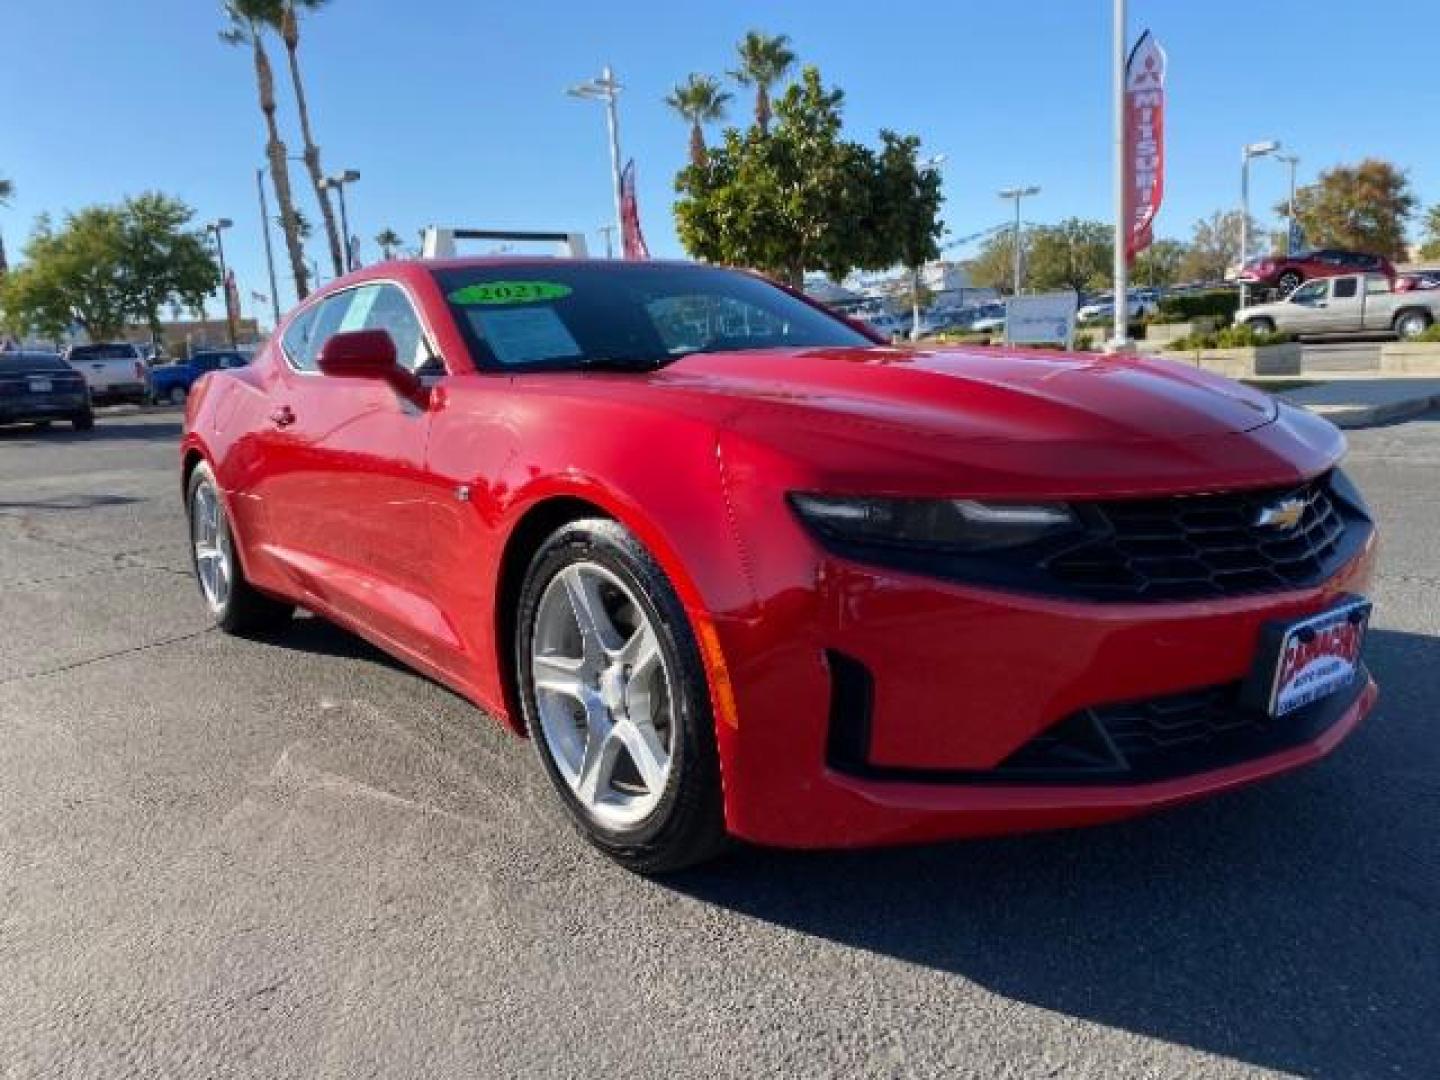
[1239,249,1395,295]
[62,342,150,405]
[1236,272,1440,339]
[179,257,1378,872]
[1395,269,1440,293]
[967,301,1007,333]
[0,350,94,430]
[1077,292,1159,323]
[149,349,250,405]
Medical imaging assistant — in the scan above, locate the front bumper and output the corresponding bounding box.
[712,529,1378,849]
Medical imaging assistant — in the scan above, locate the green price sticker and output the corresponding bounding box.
[448,281,573,306]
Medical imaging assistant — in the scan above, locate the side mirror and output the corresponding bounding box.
[316,329,423,400]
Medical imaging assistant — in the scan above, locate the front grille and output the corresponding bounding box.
[1045,473,1357,601]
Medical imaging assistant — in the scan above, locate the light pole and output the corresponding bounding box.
[254,169,281,328]
[1239,139,1280,306]
[998,185,1040,297]
[568,66,625,247]
[206,218,236,348]
[319,169,361,271]
[1276,152,1300,256]
[597,224,617,259]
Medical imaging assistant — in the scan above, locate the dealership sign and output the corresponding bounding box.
[1124,30,1167,263]
[1005,291,1079,348]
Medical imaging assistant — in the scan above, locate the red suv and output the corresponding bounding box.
[1241,249,1395,295]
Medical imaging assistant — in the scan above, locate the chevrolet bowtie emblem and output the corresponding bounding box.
[1255,497,1305,530]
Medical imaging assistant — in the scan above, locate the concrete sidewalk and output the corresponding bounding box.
[1255,374,1440,428]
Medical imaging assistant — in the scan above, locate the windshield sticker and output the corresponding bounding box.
[448,281,573,306]
[470,306,582,366]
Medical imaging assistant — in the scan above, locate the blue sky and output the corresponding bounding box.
[3,0,1438,324]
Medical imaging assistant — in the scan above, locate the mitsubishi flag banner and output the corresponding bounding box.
[1124,30,1167,263]
[619,159,650,260]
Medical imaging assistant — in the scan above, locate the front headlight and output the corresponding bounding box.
[788,494,1078,553]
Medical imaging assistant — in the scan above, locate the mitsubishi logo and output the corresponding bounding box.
[1256,497,1305,530]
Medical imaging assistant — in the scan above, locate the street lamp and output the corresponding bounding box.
[1240,139,1280,306]
[997,185,1041,297]
[568,66,625,251]
[206,218,236,348]
[319,169,362,271]
[1275,152,1300,256]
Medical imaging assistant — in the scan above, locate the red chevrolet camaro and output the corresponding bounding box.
[179,258,1378,872]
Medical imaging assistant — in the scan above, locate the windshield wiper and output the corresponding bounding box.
[574,355,669,372]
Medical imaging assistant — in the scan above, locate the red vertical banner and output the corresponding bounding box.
[224,269,241,342]
[1124,30,1166,264]
[620,159,650,260]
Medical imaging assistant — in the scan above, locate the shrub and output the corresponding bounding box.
[1411,323,1440,343]
[1156,289,1240,325]
[1166,324,1293,351]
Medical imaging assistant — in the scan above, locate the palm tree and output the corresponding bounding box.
[222,1,310,300]
[0,176,13,205]
[665,75,732,168]
[730,30,796,134]
[374,228,403,260]
[274,1,346,278]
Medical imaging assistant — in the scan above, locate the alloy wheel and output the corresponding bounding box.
[530,561,674,829]
[191,481,232,612]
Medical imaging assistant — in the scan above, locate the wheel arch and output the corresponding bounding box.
[1392,306,1434,331]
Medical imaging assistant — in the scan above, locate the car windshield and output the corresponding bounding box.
[0,352,68,372]
[433,262,874,371]
[69,343,137,360]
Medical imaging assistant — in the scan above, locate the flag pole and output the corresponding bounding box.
[1110,0,1132,353]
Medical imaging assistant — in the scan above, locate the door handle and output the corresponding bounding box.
[269,405,296,428]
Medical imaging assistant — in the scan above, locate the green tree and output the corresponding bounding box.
[1417,205,1440,261]
[675,67,938,287]
[222,0,310,299]
[119,193,221,342]
[965,228,1019,293]
[375,227,403,260]
[1026,218,1113,293]
[275,0,345,278]
[0,198,219,342]
[0,176,13,205]
[665,74,733,168]
[730,30,796,134]
[872,132,943,333]
[1178,210,1256,283]
[1281,159,1416,261]
[1132,237,1188,287]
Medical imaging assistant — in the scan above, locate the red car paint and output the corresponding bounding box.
[181,258,1377,849]
[1240,249,1395,292]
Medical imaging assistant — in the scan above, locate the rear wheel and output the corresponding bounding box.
[1245,317,1276,335]
[70,410,94,431]
[186,462,293,635]
[168,386,188,407]
[1395,310,1432,341]
[516,519,726,874]
[1276,270,1303,294]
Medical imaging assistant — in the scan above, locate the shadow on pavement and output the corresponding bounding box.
[0,419,183,444]
[666,626,1438,1077]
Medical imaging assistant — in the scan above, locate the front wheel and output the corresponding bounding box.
[186,462,293,635]
[516,519,727,873]
[168,386,188,407]
[1245,318,1276,335]
[1276,271,1303,295]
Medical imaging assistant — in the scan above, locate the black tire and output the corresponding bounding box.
[168,386,188,407]
[516,518,727,874]
[70,410,94,431]
[1394,310,1432,341]
[185,461,293,635]
[1245,317,1276,335]
[1276,271,1303,295]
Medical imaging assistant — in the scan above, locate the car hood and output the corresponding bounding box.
[654,345,1278,444]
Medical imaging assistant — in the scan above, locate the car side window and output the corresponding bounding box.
[1365,276,1391,295]
[1291,281,1327,304]
[281,305,321,371]
[362,284,431,372]
[305,291,360,369]
[1332,277,1358,299]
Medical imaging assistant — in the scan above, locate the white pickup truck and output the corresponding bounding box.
[1236,273,1440,340]
[61,342,151,405]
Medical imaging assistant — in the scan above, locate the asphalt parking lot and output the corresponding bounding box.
[2,409,1437,1079]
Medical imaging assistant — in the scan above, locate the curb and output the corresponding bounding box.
[1306,392,1440,429]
